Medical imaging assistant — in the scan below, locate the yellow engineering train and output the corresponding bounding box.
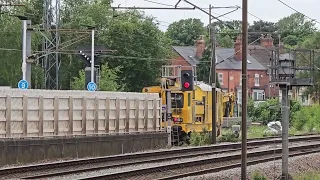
[142,79,236,145]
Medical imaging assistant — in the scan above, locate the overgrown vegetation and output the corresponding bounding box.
[252,170,267,180]
[248,98,302,125]
[189,128,239,146]
[189,128,211,146]
[292,105,320,132]
[248,97,320,135]
[294,171,320,179]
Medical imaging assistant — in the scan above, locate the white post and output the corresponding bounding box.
[22,20,27,80]
[91,28,95,82]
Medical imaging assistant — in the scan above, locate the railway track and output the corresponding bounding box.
[79,143,320,180]
[0,134,319,179]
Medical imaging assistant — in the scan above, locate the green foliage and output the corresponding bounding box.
[248,20,279,44]
[166,18,207,46]
[105,10,172,92]
[189,128,211,146]
[217,35,234,48]
[247,125,268,139]
[98,63,123,91]
[196,48,220,88]
[70,69,86,90]
[248,98,301,125]
[292,105,320,132]
[252,170,267,180]
[299,32,320,103]
[218,129,238,142]
[277,12,317,46]
[294,171,320,179]
[71,62,121,91]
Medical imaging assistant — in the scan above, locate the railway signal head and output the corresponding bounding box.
[181,70,194,91]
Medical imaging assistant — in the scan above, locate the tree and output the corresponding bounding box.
[217,35,233,48]
[299,32,320,104]
[214,20,242,45]
[277,13,317,47]
[248,98,301,125]
[59,1,171,91]
[104,10,172,92]
[71,62,121,91]
[248,20,278,44]
[197,48,221,88]
[166,18,207,46]
[70,69,86,90]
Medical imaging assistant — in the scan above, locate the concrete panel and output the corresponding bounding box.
[0,89,162,138]
[0,132,168,167]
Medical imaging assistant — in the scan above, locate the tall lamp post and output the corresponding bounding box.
[89,26,95,83]
[16,15,29,81]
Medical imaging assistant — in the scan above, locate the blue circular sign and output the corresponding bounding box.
[87,81,97,91]
[18,79,29,90]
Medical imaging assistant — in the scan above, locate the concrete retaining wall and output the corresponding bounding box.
[0,132,168,167]
[0,89,162,138]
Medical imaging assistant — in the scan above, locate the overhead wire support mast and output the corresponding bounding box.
[209,4,217,144]
[182,0,236,30]
[42,0,61,90]
[241,0,248,179]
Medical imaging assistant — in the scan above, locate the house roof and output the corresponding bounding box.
[248,45,271,69]
[172,45,267,70]
[172,46,199,66]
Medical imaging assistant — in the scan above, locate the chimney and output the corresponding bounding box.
[196,35,205,58]
[279,42,285,54]
[234,34,242,61]
[260,34,274,48]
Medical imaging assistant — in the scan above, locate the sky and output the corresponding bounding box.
[112,0,320,31]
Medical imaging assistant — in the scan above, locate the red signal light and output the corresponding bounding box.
[183,82,190,89]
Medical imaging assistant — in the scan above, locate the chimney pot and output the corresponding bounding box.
[260,34,274,48]
[279,42,285,54]
[234,34,242,61]
[196,35,205,58]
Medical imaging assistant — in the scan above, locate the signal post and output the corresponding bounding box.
[161,65,196,146]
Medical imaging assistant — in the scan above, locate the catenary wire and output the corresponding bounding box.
[277,0,320,24]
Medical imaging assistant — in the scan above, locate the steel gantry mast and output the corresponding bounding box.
[42,0,61,89]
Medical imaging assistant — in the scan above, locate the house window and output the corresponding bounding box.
[239,76,242,86]
[252,89,265,101]
[218,73,223,85]
[254,74,260,86]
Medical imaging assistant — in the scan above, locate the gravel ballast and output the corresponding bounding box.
[180,152,320,180]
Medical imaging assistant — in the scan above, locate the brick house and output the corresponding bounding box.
[171,34,280,104]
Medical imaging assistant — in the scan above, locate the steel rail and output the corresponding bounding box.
[155,149,320,180]
[19,147,258,179]
[1,134,319,177]
[78,143,320,180]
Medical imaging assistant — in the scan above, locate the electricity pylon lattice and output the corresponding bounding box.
[42,0,61,89]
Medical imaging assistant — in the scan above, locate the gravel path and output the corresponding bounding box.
[14,141,318,180]
[180,152,320,180]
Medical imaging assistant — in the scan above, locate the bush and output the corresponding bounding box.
[252,170,267,180]
[248,98,301,125]
[189,128,212,146]
[292,105,320,132]
[218,129,239,142]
